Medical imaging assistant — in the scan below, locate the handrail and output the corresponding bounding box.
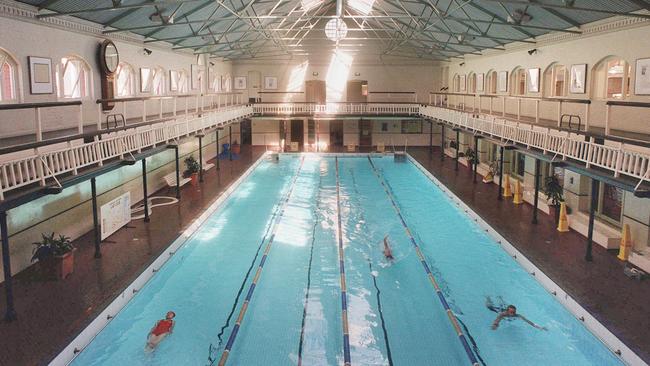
[0,101,82,111]
[0,104,253,200]
[420,105,650,188]
[369,91,416,94]
[257,91,304,94]
[95,94,198,104]
[430,92,591,104]
[252,101,422,105]
[606,100,650,108]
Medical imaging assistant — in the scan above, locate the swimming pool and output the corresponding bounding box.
[65,154,629,366]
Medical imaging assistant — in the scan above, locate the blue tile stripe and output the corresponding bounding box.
[367,157,480,366]
[335,157,353,366]
[217,156,306,366]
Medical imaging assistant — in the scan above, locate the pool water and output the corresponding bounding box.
[70,155,624,366]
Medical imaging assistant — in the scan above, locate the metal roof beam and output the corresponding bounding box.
[480,0,650,20]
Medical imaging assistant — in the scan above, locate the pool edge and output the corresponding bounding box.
[406,153,646,366]
[50,152,270,366]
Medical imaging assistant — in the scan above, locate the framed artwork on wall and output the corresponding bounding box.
[460,74,467,91]
[527,68,540,93]
[635,58,650,95]
[28,56,53,94]
[570,64,587,94]
[234,76,247,90]
[476,73,485,92]
[264,76,278,90]
[498,71,508,92]
[208,67,220,92]
[140,68,152,93]
[169,70,179,91]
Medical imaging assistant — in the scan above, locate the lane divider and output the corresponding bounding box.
[335,157,353,366]
[217,156,306,366]
[367,156,480,366]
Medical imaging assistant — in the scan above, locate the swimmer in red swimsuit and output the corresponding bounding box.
[146,311,176,351]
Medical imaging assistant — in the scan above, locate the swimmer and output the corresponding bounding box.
[383,235,394,260]
[146,311,176,351]
[486,297,546,331]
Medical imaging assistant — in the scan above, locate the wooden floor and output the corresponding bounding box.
[0,146,648,365]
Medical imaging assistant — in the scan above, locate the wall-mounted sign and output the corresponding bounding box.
[101,192,131,240]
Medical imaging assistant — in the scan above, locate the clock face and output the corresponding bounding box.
[104,42,119,74]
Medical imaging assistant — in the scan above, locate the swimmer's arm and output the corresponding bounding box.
[170,320,175,333]
[518,315,547,331]
[491,314,504,330]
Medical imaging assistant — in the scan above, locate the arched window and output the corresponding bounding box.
[208,67,220,92]
[486,70,497,94]
[511,67,526,96]
[452,74,460,92]
[224,74,232,92]
[543,63,567,97]
[60,56,91,99]
[592,57,631,100]
[115,62,136,97]
[151,67,165,95]
[468,72,476,94]
[0,50,18,103]
[178,70,189,93]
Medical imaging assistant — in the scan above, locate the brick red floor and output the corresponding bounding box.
[0,146,648,365]
[409,147,650,363]
[0,146,265,366]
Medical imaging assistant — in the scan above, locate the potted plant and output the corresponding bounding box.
[231,139,241,154]
[183,156,201,186]
[31,233,75,280]
[544,174,564,224]
[465,147,479,167]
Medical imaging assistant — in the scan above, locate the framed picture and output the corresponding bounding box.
[476,73,485,92]
[460,74,466,91]
[527,68,540,93]
[28,56,53,94]
[234,76,247,90]
[140,68,152,93]
[498,71,508,92]
[191,64,203,90]
[635,58,650,95]
[264,76,278,90]
[570,64,587,94]
[169,70,179,91]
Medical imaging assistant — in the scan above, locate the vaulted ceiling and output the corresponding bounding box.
[21,0,650,61]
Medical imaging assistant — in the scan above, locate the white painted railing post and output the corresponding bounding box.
[614,144,624,177]
[605,104,611,135]
[35,107,43,142]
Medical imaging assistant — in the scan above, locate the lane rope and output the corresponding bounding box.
[335,157,353,366]
[367,156,480,366]
[216,156,306,366]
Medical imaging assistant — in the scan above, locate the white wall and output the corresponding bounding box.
[444,17,650,134]
[232,60,439,103]
[0,11,232,138]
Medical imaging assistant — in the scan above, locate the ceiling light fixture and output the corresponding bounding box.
[325,18,348,41]
[507,9,532,25]
[528,48,538,55]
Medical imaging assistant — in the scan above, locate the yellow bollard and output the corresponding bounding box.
[618,224,633,261]
[513,180,523,204]
[557,202,569,232]
[503,174,512,197]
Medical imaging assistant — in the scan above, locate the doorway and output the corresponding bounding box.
[330,120,343,147]
[290,119,304,151]
[240,119,252,145]
[359,119,372,147]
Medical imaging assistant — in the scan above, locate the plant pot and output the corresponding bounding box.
[37,257,57,280]
[190,173,199,186]
[55,249,75,280]
[232,144,241,154]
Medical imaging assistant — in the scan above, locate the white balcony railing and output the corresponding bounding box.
[253,103,420,115]
[420,105,650,188]
[0,105,253,200]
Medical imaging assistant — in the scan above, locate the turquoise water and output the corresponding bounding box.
[71,155,624,366]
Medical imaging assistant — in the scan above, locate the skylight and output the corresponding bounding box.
[348,0,375,15]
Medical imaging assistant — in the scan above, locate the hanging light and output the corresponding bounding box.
[325,18,348,41]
